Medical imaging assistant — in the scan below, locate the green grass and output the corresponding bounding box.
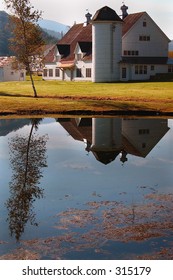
[0,79,173,116]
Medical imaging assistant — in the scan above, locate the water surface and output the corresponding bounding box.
[0,117,173,260]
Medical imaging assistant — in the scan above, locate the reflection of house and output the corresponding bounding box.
[44,5,173,82]
[57,118,170,165]
[0,57,26,82]
[122,119,170,159]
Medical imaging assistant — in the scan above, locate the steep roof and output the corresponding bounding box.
[57,23,92,62]
[58,24,84,45]
[44,45,57,63]
[92,6,123,22]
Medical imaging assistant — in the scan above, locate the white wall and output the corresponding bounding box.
[120,64,169,81]
[75,60,92,81]
[0,68,4,82]
[3,65,25,82]
[43,61,92,81]
[92,22,122,82]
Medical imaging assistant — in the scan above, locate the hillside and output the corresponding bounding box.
[38,19,69,35]
[0,11,12,56]
[0,11,59,56]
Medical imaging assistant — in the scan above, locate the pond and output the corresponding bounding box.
[0,117,173,260]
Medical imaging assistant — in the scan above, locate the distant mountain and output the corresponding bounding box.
[0,11,12,56]
[0,11,58,56]
[42,28,62,39]
[38,19,69,34]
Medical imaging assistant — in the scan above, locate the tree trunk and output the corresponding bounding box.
[28,67,38,98]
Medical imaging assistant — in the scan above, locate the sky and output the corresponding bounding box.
[0,0,173,39]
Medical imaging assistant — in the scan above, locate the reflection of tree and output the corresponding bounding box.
[6,119,48,241]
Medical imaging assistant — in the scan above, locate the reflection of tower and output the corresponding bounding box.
[92,6,123,82]
[90,118,122,164]
[120,150,128,164]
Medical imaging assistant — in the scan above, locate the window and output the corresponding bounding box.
[123,50,139,56]
[11,71,14,75]
[76,68,82,78]
[139,35,150,41]
[43,69,48,77]
[143,21,147,27]
[20,72,24,78]
[139,129,150,135]
[151,65,155,71]
[168,65,173,73]
[135,65,147,75]
[55,68,60,77]
[144,65,147,74]
[122,67,127,79]
[49,69,53,77]
[142,143,146,148]
[86,68,91,78]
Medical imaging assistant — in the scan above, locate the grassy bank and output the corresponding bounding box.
[0,79,173,116]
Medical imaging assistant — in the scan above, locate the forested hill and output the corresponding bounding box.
[0,11,12,56]
[0,11,58,56]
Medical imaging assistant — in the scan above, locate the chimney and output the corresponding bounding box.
[121,4,128,19]
[85,11,92,25]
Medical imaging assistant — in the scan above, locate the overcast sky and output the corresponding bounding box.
[0,0,173,39]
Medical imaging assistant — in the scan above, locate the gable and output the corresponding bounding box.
[123,12,170,42]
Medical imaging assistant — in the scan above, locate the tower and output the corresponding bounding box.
[85,11,92,25]
[92,6,123,82]
[121,4,128,19]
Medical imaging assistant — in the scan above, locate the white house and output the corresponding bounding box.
[43,5,173,82]
[0,56,26,82]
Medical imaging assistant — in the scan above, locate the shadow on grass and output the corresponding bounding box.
[87,100,150,111]
[0,92,33,98]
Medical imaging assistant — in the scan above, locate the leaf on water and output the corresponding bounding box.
[0,248,40,260]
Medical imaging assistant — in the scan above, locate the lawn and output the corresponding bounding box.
[0,78,173,116]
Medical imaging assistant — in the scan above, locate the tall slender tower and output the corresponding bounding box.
[92,6,123,82]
